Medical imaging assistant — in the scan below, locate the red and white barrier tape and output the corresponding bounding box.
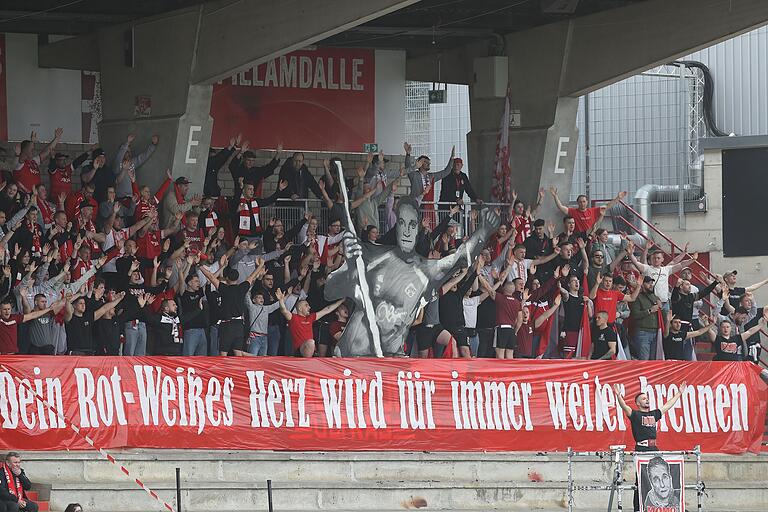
[0,363,176,512]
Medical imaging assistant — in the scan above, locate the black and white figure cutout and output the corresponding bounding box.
[325,163,500,356]
[636,454,684,512]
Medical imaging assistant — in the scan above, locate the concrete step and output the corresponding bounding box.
[48,479,768,512]
[23,450,768,484]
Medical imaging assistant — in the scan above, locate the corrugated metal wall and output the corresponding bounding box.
[571,26,768,201]
[686,26,768,136]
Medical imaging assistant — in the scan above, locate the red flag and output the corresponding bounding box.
[655,310,666,360]
[576,301,592,359]
[491,91,512,203]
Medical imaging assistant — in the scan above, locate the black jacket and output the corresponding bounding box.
[204,147,235,197]
[277,161,323,200]
[0,466,32,503]
[229,156,280,199]
[438,171,478,204]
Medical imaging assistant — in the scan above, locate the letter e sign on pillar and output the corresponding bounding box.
[185,125,202,164]
[554,136,570,174]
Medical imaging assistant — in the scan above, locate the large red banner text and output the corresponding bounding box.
[0,357,765,453]
[210,47,375,152]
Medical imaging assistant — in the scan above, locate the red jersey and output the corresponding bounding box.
[510,215,532,244]
[71,258,94,284]
[0,314,23,354]
[495,293,523,326]
[77,218,101,255]
[36,198,55,226]
[289,312,317,349]
[516,321,535,357]
[49,164,74,199]
[180,227,205,252]
[137,230,163,259]
[567,206,602,234]
[593,288,624,323]
[14,156,41,193]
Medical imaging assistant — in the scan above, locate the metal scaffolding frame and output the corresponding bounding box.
[566,445,705,512]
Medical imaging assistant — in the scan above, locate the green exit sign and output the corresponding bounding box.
[363,143,378,153]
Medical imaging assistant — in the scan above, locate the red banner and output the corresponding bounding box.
[0,357,765,453]
[210,47,375,152]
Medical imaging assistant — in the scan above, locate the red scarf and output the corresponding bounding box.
[78,218,101,255]
[2,463,24,500]
[203,210,219,229]
[36,197,55,226]
[238,197,261,235]
[26,219,42,256]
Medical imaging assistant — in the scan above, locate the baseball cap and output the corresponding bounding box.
[643,276,655,283]
[175,177,191,185]
[79,200,94,210]
[242,150,257,159]
[91,148,105,159]
[448,219,461,228]
[724,270,738,278]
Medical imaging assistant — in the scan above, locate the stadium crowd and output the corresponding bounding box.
[0,128,765,362]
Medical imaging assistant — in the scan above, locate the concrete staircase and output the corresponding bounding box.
[21,450,768,512]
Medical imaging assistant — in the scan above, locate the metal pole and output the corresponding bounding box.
[695,445,702,512]
[567,447,574,512]
[175,467,181,512]
[584,93,591,202]
[677,64,686,230]
[267,479,274,512]
[616,448,624,512]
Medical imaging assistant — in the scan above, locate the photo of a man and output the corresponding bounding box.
[636,455,684,512]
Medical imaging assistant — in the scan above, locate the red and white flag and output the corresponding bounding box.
[491,91,512,203]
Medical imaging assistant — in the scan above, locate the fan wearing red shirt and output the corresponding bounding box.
[589,272,641,324]
[550,187,627,235]
[48,150,89,200]
[276,288,344,358]
[0,298,63,354]
[14,128,63,194]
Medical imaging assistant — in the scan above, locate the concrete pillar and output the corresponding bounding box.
[468,22,579,222]
[94,8,213,193]
[41,0,422,194]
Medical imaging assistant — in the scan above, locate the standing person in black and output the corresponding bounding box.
[179,274,209,356]
[64,291,126,355]
[437,157,480,207]
[199,257,264,356]
[439,266,476,358]
[203,135,239,198]
[706,314,767,361]
[614,381,687,512]
[277,152,323,201]
[228,145,282,200]
[662,312,714,361]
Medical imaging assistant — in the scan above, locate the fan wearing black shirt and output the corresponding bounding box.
[614,381,687,512]
[590,311,617,360]
[720,270,768,314]
[64,291,126,355]
[199,255,265,356]
[705,315,767,361]
[662,312,714,361]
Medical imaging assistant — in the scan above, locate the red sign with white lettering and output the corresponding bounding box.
[0,357,765,453]
[210,47,375,152]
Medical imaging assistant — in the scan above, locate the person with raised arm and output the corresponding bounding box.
[614,381,687,512]
[550,187,627,236]
[276,288,344,358]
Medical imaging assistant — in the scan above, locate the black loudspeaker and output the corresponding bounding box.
[721,147,768,257]
[124,28,134,68]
